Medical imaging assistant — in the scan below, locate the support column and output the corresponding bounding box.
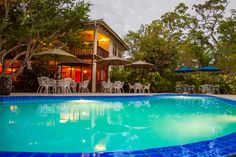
[58,65,61,79]
[108,40,113,82]
[91,23,98,93]
[108,41,113,57]
[108,66,112,82]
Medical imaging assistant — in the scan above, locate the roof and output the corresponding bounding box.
[85,19,129,50]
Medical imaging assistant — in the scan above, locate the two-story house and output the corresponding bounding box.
[60,19,128,92]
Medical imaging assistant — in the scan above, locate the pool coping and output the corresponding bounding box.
[0,93,236,157]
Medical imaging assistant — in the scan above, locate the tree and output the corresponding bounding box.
[216,10,236,73]
[160,0,230,67]
[0,0,90,78]
[124,20,178,75]
[161,3,204,67]
[193,0,229,47]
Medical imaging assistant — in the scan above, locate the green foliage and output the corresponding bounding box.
[124,20,178,75]
[0,0,91,77]
[123,0,236,94]
[16,62,50,92]
[110,67,236,94]
[110,67,131,83]
[225,76,236,94]
[124,0,231,75]
[216,12,236,73]
[110,67,164,92]
[176,73,236,94]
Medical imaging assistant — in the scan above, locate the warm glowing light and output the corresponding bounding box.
[100,38,107,43]
[82,111,87,116]
[60,111,79,123]
[95,144,106,152]
[83,70,87,74]
[60,113,69,123]
[217,115,236,122]
[10,105,18,112]
[68,67,74,71]
[12,68,17,72]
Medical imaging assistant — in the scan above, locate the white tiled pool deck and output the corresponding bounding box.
[8,92,236,101]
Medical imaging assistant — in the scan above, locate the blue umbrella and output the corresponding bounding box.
[175,67,194,73]
[197,66,221,72]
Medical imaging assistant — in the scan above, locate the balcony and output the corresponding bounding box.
[97,46,109,58]
[71,46,109,59]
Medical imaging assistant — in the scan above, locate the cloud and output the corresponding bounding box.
[85,0,236,37]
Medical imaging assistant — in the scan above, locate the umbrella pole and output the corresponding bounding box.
[70,66,72,78]
[55,55,57,79]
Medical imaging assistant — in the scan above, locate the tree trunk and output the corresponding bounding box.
[0,75,12,95]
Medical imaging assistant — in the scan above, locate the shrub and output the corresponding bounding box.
[176,73,236,94]
[110,68,163,92]
[15,62,50,92]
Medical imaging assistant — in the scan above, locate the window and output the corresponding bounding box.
[113,45,117,56]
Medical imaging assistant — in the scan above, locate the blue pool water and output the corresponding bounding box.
[0,95,236,154]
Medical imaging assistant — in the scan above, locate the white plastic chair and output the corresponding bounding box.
[70,81,77,93]
[134,83,143,93]
[79,80,90,93]
[102,81,112,93]
[114,81,124,93]
[39,77,50,94]
[129,83,135,93]
[213,85,220,94]
[119,81,124,93]
[37,77,43,93]
[57,79,65,93]
[187,85,195,94]
[48,78,56,94]
[143,83,151,93]
[113,81,121,93]
[64,78,72,93]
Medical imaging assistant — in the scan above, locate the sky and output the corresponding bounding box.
[85,0,236,37]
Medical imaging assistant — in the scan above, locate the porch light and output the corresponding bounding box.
[100,38,107,43]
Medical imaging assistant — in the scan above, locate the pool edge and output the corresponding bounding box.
[1,93,236,157]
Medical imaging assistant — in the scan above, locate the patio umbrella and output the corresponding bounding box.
[125,60,155,69]
[32,48,77,63]
[96,56,130,82]
[96,55,130,66]
[197,66,221,72]
[32,49,77,79]
[175,67,194,73]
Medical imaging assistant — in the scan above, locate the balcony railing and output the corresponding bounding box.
[97,47,109,58]
[72,48,93,56]
[71,46,109,58]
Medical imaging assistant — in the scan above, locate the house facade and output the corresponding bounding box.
[60,19,128,92]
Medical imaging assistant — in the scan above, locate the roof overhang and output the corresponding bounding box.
[85,19,129,51]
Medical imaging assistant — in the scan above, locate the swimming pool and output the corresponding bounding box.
[0,94,236,157]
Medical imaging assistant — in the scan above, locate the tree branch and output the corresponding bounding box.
[1,43,27,64]
[0,50,29,78]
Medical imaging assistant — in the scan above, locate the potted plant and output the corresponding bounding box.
[0,75,12,95]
